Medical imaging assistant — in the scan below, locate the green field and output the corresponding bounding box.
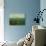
[9,18,25,25]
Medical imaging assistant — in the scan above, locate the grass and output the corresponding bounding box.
[9,18,25,25]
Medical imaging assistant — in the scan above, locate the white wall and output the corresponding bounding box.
[40,0,46,27]
[0,0,4,42]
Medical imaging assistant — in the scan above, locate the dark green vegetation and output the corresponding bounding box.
[9,18,25,25]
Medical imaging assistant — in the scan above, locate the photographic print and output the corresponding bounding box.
[9,13,25,25]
